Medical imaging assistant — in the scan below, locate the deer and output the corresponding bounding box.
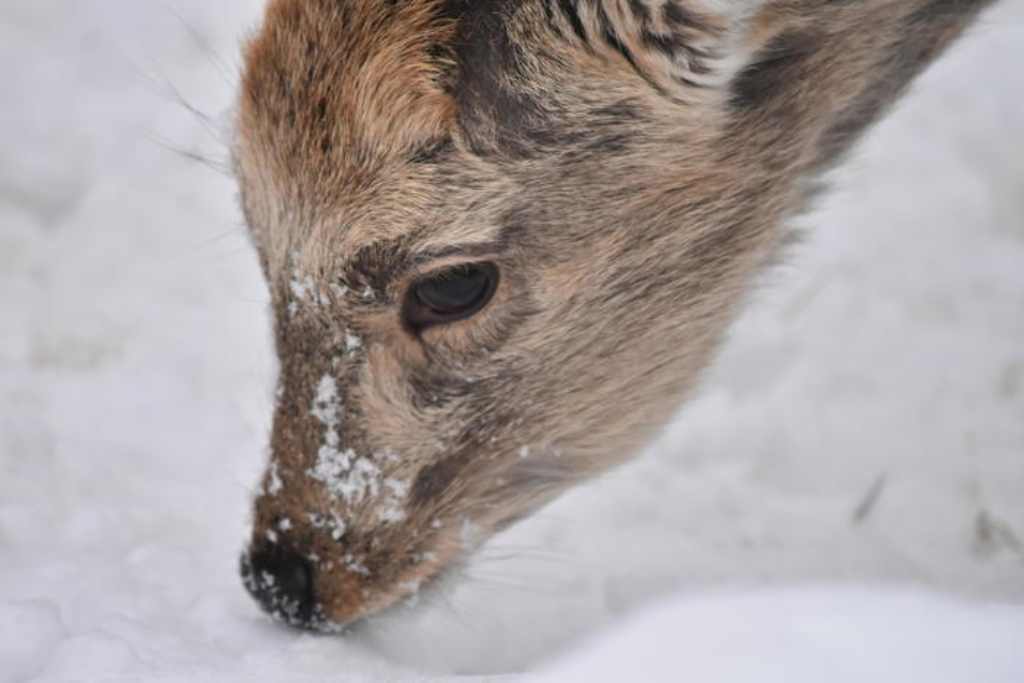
[232,0,998,630]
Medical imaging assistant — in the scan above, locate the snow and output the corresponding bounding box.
[1,2,1022,681]
[312,374,342,428]
[306,372,408,518]
[265,460,283,496]
[307,369,408,523]
[538,587,1024,683]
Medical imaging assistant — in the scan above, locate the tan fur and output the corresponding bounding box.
[234,0,997,629]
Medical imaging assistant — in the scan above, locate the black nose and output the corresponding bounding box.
[241,546,316,629]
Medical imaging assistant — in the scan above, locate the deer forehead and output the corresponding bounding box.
[234,0,463,277]
[233,0,726,285]
[235,148,511,292]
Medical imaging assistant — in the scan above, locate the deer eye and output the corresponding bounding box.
[404,263,498,330]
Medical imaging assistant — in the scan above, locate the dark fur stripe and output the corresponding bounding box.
[554,0,589,46]
[730,31,820,112]
[662,1,705,32]
[595,2,636,67]
[627,0,652,24]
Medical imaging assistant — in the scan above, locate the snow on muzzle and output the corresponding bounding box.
[239,340,438,630]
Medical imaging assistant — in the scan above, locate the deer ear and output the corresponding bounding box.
[568,0,766,102]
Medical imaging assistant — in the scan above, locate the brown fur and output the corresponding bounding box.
[234,0,997,629]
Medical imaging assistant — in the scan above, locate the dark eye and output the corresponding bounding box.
[404,262,499,330]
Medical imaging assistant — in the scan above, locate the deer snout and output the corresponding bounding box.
[240,546,319,630]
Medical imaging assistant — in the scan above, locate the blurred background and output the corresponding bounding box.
[1,2,1022,681]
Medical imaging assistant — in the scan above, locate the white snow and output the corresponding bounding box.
[265,460,283,497]
[1,2,1022,681]
[308,372,365,504]
[345,331,364,353]
[289,273,316,307]
[538,587,1024,683]
[307,372,408,520]
[311,374,342,427]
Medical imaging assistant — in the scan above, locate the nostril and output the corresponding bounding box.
[241,546,316,629]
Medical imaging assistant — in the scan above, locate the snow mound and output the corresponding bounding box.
[540,588,1024,683]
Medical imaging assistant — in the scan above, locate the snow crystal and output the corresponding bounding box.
[287,273,323,316]
[313,447,346,479]
[309,448,360,498]
[308,372,379,508]
[308,512,347,541]
[311,375,341,427]
[265,460,283,496]
[289,275,312,303]
[376,478,412,524]
[309,453,410,524]
[288,259,348,315]
[344,554,371,577]
[329,514,347,541]
[308,374,353,494]
[306,376,408,519]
